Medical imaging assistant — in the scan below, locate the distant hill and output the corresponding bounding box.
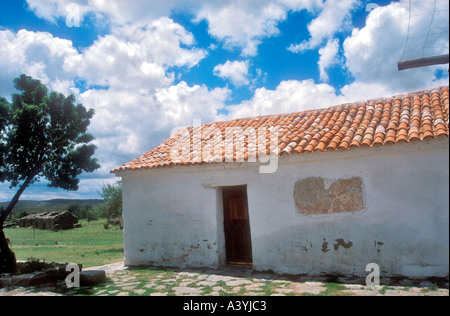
[0,199,104,217]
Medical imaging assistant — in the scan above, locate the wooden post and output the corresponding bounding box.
[398,54,449,71]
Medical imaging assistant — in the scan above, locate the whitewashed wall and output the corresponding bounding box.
[117,137,449,278]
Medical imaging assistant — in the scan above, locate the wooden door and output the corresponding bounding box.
[222,186,253,265]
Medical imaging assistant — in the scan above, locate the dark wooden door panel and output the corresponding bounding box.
[223,186,253,265]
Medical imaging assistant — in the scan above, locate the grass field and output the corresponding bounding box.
[4,219,124,268]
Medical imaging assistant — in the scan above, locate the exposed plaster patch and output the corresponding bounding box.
[333,239,353,251]
[294,177,365,215]
[375,241,384,255]
[321,239,330,253]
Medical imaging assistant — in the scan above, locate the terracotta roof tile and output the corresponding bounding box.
[112,86,450,173]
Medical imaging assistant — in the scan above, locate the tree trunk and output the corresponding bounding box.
[0,172,37,274]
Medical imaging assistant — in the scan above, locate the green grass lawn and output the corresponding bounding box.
[4,219,124,268]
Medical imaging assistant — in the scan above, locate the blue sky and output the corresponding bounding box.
[0,0,448,201]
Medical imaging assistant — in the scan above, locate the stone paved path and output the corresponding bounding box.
[1,263,448,296]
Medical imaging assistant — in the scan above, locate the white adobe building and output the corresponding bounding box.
[112,86,449,280]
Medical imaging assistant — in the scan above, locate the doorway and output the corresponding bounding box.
[222,186,253,265]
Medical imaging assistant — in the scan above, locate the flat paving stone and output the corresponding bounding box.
[226,279,253,286]
[197,280,218,287]
[150,292,169,296]
[205,275,238,282]
[173,286,204,296]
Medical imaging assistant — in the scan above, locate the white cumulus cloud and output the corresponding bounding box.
[318,38,340,82]
[213,60,251,87]
[0,29,79,97]
[343,0,449,92]
[288,0,358,53]
[225,79,343,119]
[65,18,207,91]
[25,0,322,57]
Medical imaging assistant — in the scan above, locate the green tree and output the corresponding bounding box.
[99,181,122,221]
[67,203,98,221]
[0,74,100,273]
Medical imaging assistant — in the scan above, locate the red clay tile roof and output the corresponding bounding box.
[111,86,449,173]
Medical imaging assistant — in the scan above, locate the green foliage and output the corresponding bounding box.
[67,203,99,222]
[99,181,122,220]
[0,74,100,192]
[17,211,29,219]
[0,97,11,182]
[17,257,59,274]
